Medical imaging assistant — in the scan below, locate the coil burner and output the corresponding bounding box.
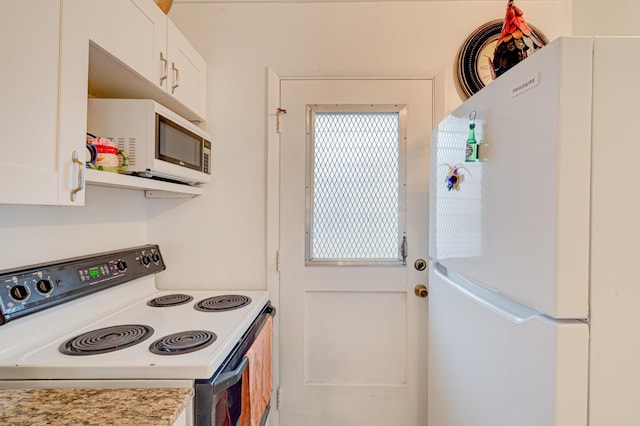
[147,294,194,307]
[194,295,252,312]
[149,330,217,355]
[59,324,154,355]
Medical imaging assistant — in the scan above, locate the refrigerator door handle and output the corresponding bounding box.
[434,266,540,323]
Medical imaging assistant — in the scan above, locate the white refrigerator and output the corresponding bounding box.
[428,36,640,426]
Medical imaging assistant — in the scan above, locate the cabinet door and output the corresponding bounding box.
[120,0,168,91]
[79,0,167,92]
[0,1,60,204]
[167,20,207,119]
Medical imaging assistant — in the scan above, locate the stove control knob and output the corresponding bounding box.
[141,255,151,267]
[151,253,161,264]
[36,279,54,295]
[116,260,128,271]
[9,285,29,302]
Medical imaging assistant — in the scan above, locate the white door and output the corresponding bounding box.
[278,79,432,425]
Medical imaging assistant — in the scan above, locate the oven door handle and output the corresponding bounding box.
[212,356,249,394]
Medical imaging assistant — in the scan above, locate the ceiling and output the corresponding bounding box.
[174,0,560,3]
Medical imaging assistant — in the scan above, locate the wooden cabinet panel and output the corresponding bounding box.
[118,0,168,91]
[167,20,207,119]
[0,1,76,205]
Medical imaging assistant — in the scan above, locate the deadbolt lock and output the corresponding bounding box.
[414,284,429,298]
[414,258,427,271]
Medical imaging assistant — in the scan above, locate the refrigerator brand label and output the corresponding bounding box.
[512,73,539,97]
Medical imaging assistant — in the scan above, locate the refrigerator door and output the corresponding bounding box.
[430,37,592,319]
[428,266,588,426]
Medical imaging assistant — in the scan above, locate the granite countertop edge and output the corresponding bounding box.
[0,387,194,426]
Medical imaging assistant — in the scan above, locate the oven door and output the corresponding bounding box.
[195,302,275,426]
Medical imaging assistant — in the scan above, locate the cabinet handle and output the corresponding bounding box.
[171,62,180,94]
[160,52,168,85]
[70,150,85,202]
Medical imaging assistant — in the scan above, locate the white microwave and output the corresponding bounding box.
[87,99,211,185]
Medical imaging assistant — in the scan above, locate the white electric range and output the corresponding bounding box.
[0,245,273,425]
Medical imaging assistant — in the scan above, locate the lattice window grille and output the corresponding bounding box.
[305,105,407,265]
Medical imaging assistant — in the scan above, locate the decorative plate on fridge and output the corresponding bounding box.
[456,19,548,98]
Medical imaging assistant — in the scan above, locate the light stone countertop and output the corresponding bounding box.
[0,387,193,425]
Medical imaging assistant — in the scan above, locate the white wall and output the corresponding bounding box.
[151,1,572,289]
[573,0,640,36]
[0,186,148,270]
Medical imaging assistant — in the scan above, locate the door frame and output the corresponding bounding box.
[265,66,446,426]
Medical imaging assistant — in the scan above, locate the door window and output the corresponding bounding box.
[305,104,407,266]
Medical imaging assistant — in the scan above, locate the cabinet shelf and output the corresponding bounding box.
[85,169,203,198]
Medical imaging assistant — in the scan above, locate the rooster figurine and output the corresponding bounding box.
[491,0,546,78]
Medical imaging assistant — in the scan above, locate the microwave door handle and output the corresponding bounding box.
[212,356,249,394]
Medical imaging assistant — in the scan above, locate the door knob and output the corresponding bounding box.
[414,284,429,298]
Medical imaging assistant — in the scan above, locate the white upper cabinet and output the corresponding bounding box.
[0,1,86,206]
[167,19,208,119]
[0,1,59,204]
[112,0,167,91]
[0,0,207,206]
[85,0,207,122]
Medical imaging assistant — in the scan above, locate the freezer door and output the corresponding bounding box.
[429,37,592,319]
[428,267,588,426]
